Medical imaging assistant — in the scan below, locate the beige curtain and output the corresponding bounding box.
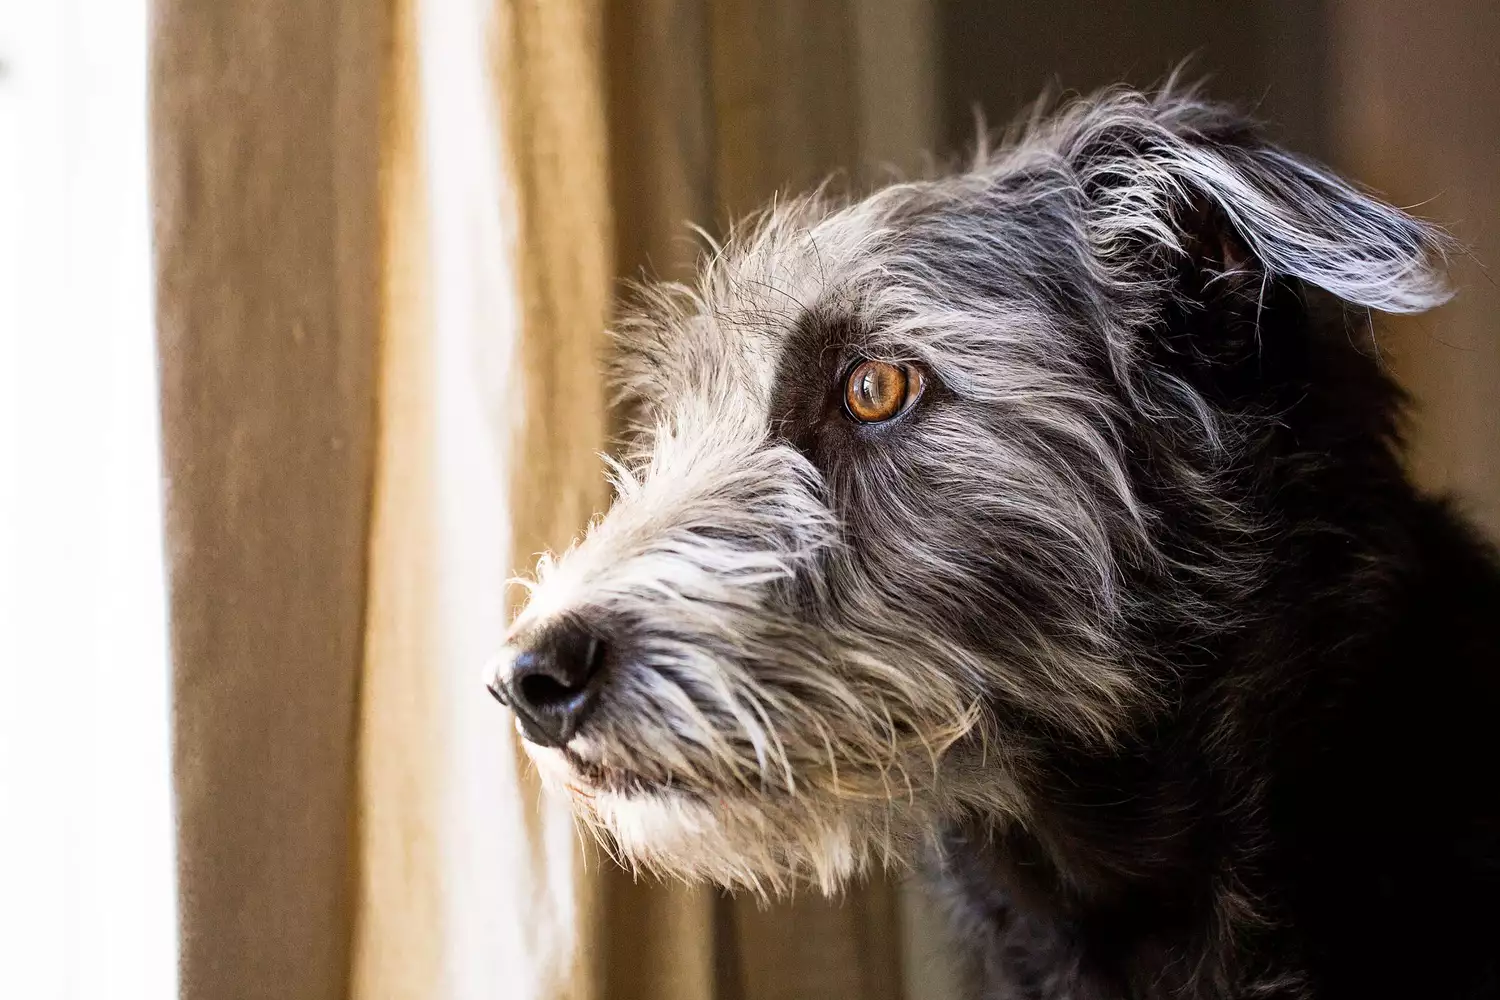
[155,0,954,998]
[153,1,385,997]
[350,0,611,997]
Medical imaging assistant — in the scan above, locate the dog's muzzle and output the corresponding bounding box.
[488,619,607,747]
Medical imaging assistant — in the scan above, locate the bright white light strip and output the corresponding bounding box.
[0,2,178,998]
[416,0,584,993]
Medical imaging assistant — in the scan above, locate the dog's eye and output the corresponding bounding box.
[843,360,924,423]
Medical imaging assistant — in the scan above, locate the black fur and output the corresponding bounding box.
[908,110,1500,1000]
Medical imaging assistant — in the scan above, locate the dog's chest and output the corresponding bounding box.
[927,832,1106,1000]
[925,828,1196,1000]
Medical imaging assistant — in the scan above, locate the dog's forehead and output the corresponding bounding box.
[625,196,908,411]
[618,163,1079,429]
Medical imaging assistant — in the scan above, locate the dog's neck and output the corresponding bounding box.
[922,460,1500,999]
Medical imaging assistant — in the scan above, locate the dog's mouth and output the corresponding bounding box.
[561,748,676,798]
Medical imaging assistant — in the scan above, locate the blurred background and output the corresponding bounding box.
[2,2,1495,999]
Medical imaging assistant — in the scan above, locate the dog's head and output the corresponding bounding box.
[487,87,1448,894]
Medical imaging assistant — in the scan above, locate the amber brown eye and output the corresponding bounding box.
[843,360,923,423]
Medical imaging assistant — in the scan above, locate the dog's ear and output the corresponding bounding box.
[1065,94,1452,315]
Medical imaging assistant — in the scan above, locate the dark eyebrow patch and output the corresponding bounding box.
[766,309,865,452]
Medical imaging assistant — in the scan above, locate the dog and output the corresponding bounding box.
[487,86,1500,999]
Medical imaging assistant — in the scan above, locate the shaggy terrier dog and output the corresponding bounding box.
[488,86,1500,999]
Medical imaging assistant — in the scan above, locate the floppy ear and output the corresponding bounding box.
[1066,94,1453,315]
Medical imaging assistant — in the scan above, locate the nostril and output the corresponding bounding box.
[518,671,577,708]
[582,635,605,677]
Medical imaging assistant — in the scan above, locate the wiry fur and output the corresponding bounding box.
[493,85,1500,998]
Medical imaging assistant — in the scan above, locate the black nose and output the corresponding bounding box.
[499,621,607,747]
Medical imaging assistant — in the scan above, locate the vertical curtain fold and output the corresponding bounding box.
[152,1,387,997]
[352,0,611,998]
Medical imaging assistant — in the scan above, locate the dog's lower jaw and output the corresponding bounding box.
[582,788,876,897]
[524,723,1046,899]
[525,739,893,894]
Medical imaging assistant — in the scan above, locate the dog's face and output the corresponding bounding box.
[488,89,1446,895]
